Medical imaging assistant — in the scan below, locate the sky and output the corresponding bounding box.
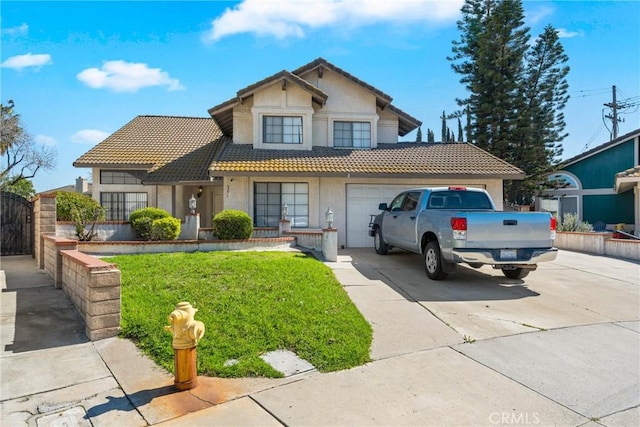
[2,0,639,193]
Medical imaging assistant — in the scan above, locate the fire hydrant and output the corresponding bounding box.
[164,302,205,390]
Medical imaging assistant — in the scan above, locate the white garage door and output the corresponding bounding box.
[346,184,421,248]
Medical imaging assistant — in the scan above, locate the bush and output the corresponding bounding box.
[556,212,594,232]
[129,208,180,240]
[150,217,181,241]
[55,191,105,241]
[212,209,253,240]
[55,191,104,222]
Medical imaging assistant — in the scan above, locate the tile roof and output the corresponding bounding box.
[614,165,640,193]
[73,116,229,183]
[209,142,524,179]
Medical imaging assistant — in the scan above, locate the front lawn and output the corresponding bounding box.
[111,251,372,378]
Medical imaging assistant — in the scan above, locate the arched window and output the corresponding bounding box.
[545,173,579,189]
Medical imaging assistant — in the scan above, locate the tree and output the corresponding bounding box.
[457,117,464,142]
[0,176,36,199]
[1,101,57,184]
[449,0,569,204]
[415,127,423,143]
[507,24,570,202]
[441,110,447,142]
[427,129,435,142]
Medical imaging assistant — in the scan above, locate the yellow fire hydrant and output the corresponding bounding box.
[164,302,205,390]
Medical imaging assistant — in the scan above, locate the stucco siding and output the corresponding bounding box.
[221,175,504,247]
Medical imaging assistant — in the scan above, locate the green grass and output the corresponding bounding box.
[111,251,372,378]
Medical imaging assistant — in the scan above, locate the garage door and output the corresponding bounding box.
[346,184,421,248]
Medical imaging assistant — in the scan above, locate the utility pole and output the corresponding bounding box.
[604,85,621,140]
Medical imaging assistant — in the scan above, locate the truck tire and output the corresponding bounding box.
[374,228,389,255]
[424,241,448,280]
[502,268,529,279]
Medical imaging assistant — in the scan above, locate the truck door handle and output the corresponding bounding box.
[410,216,416,220]
[503,219,518,226]
[392,215,398,219]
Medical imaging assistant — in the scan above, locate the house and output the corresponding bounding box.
[74,58,524,248]
[539,128,640,235]
[39,176,92,196]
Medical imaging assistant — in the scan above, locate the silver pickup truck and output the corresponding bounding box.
[369,187,558,280]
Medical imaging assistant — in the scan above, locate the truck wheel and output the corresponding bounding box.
[424,241,448,280]
[502,268,529,279]
[374,228,389,255]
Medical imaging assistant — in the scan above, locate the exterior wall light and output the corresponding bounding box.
[189,194,197,214]
[325,207,334,229]
[197,185,204,198]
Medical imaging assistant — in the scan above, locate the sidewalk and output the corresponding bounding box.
[1,253,638,426]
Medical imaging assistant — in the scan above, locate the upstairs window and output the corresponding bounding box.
[263,116,303,144]
[100,170,143,185]
[334,121,371,148]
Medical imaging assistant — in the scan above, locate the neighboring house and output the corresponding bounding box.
[539,128,640,235]
[74,58,524,248]
[39,176,92,196]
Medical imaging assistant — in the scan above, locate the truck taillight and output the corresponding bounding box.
[448,186,467,191]
[550,216,557,240]
[451,217,467,240]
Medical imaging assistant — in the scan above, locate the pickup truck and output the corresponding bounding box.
[369,187,557,280]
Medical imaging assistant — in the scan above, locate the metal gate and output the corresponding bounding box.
[1,191,34,256]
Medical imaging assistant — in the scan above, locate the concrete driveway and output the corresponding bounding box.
[250,249,640,426]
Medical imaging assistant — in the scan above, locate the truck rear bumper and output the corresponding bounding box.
[452,247,558,265]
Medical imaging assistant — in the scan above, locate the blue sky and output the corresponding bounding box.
[2,0,639,193]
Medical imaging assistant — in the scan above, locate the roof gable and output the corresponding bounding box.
[207,57,421,138]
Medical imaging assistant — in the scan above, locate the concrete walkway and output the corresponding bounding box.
[1,251,638,426]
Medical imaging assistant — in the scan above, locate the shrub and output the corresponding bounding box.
[150,217,181,241]
[556,212,594,232]
[55,191,105,241]
[130,207,172,240]
[212,209,253,240]
[55,191,104,222]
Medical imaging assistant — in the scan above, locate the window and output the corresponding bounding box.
[100,192,147,221]
[254,182,308,227]
[334,121,371,148]
[263,116,303,144]
[100,170,143,185]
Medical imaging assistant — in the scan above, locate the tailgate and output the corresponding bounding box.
[464,212,554,248]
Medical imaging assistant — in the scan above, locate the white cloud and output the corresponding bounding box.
[557,28,583,38]
[76,60,184,93]
[1,53,52,70]
[527,5,554,25]
[35,134,57,146]
[2,23,29,36]
[205,0,463,42]
[71,129,110,144]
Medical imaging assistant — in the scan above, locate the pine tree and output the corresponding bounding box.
[427,129,435,142]
[416,127,423,143]
[441,111,447,142]
[457,117,464,142]
[449,0,568,204]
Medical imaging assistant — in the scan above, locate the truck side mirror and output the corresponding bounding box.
[378,203,388,211]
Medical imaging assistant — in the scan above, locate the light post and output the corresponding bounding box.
[189,194,197,214]
[325,207,334,229]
